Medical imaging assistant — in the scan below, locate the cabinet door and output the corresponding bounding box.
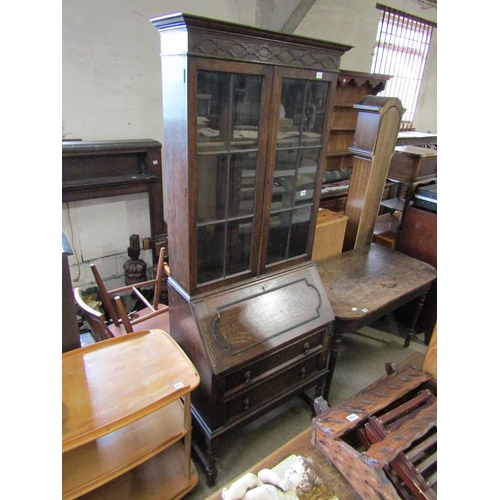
[193,60,272,286]
[192,62,335,288]
[263,68,334,271]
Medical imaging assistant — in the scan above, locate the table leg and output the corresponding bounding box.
[191,425,220,486]
[324,330,344,403]
[404,292,428,347]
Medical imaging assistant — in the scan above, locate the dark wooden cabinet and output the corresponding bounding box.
[395,205,437,344]
[151,13,350,485]
[62,139,167,247]
[376,145,437,247]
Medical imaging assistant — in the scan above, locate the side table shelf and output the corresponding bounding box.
[62,329,200,499]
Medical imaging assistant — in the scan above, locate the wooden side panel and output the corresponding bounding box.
[341,156,371,251]
[422,324,437,380]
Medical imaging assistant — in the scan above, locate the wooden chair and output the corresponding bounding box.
[88,247,170,335]
[90,246,167,329]
[73,287,127,341]
[74,285,171,343]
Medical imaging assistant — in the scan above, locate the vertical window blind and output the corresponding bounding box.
[371,4,436,130]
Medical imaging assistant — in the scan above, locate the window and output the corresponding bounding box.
[371,4,436,130]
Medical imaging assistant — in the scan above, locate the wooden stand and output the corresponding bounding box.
[62,330,200,499]
[342,96,403,251]
[377,145,437,247]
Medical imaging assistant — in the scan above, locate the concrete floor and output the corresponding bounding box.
[185,320,428,499]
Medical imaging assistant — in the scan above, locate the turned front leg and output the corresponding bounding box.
[324,330,344,403]
[404,292,428,347]
[205,436,219,486]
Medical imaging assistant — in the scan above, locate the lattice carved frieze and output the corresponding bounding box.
[190,32,341,72]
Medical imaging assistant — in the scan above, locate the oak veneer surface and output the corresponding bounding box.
[62,329,199,453]
[316,244,436,323]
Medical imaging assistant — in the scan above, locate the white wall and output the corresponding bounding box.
[63,0,257,288]
[62,0,257,143]
[62,0,437,288]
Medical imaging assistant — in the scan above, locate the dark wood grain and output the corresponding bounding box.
[316,243,436,400]
[396,207,437,342]
[316,244,436,326]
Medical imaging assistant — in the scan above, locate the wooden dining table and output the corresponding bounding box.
[315,243,437,402]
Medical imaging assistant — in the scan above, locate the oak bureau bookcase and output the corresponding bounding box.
[151,13,351,485]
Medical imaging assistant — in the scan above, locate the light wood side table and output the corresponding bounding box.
[62,329,200,499]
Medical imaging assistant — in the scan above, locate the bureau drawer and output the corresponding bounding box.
[224,354,327,421]
[224,329,328,392]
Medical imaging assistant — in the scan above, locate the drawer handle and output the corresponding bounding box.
[300,367,306,378]
[243,398,250,410]
[303,342,310,354]
[244,370,251,383]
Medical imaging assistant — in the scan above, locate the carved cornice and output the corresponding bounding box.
[151,13,351,72]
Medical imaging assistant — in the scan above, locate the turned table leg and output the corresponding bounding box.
[205,437,219,486]
[191,429,220,486]
[404,292,428,348]
[324,330,344,403]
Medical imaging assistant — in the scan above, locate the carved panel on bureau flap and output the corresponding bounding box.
[212,278,321,354]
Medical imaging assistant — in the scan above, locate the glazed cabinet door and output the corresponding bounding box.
[262,68,336,273]
[190,62,336,292]
[192,59,273,289]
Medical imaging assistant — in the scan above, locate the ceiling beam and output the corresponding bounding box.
[255,0,317,33]
[281,0,318,34]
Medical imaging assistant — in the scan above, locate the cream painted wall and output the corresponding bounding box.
[62,0,257,143]
[63,0,257,288]
[62,0,437,288]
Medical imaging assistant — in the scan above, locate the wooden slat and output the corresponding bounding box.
[313,365,431,441]
[365,401,437,467]
[315,434,402,500]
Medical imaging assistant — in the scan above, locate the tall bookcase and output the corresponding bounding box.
[326,70,391,173]
[151,12,351,485]
[320,70,391,213]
